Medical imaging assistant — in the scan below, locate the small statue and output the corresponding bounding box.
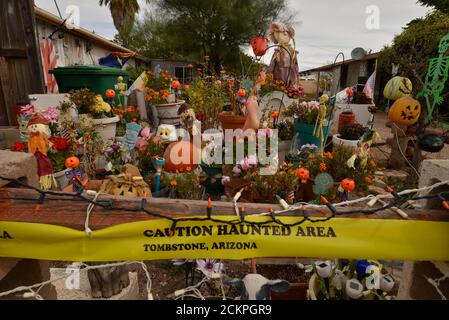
[27,114,55,190]
[313,95,329,151]
[178,103,201,137]
[115,76,128,96]
[269,22,299,90]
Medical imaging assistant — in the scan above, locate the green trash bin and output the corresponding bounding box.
[49,65,130,103]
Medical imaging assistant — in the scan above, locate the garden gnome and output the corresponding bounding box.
[269,22,299,89]
[27,114,55,190]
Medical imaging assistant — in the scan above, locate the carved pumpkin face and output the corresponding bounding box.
[163,141,199,173]
[383,76,413,101]
[106,89,116,99]
[388,96,421,126]
[65,156,80,169]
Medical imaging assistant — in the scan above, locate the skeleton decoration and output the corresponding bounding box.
[417,32,449,125]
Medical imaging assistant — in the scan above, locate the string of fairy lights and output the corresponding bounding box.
[0,176,448,235]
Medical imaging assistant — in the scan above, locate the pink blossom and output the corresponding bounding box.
[221,176,231,185]
[247,154,258,166]
[232,166,242,174]
[308,101,320,109]
[141,127,151,138]
[42,106,59,124]
[21,104,35,117]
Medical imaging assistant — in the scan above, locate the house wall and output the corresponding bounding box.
[150,60,194,83]
[35,20,142,69]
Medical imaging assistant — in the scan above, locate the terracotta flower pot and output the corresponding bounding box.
[219,112,246,131]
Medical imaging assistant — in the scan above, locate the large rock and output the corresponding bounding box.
[0,150,39,188]
[418,160,449,210]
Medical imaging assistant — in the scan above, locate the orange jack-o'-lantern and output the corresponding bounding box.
[65,156,80,169]
[341,178,356,192]
[163,141,200,173]
[237,88,247,98]
[388,96,421,126]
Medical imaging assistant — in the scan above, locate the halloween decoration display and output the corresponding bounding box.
[122,122,142,151]
[250,36,269,57]
[388,96,421,126]
[269,22,299,89]
[337,178,356,202]
[417,32,449,125]
[152,157,165,192]
[313,94,330,151]
[27,114,56,190]
[64,156,85,193]
[226,274,290,300]
[156,124,178,142]
[178,103,201,137]
[383,76,413,101]
[163,140,199,173]
[99,164,151,198]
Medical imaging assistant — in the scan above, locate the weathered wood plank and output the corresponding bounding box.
[0,188,447,231]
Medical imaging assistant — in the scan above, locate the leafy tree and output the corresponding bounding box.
[417,0,449,14]
[119,0,292,74]
[99,0,142,44]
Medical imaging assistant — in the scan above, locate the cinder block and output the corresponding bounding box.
[0,150,39,188]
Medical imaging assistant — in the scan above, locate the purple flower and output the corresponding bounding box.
[196,259,225,277]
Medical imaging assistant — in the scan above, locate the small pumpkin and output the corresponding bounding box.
[388,96,421,126]
[163,140,200,173]
[340,178,356,192]
[105,89,116,99]
[65,156,80,169]
[383,76,413,101]
[237,88,247,97]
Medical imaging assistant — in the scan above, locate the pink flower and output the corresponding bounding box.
[247,154,258,166]
[141,127,151,138]
[42,106,59,124]
[309,101,320,109]
[258,128,274,138]
[221,176,231,185]
[232,166,242,174]
[21,104,35,117]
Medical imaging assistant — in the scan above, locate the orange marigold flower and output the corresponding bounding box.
[324,152,333,159]
[365,176,373,184]
[170,180,177,186]
[320,163,327,171]
[186,166,192,172]
[308,155,315,159]
[370,160,377,167]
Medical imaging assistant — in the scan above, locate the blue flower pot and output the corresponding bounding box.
[293,119,330,152]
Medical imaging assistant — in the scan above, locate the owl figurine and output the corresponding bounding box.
[156,124,178,142]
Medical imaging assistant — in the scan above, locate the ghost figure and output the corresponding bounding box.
[156,124,178,142]
[269,22,299,89]
[27,114,55,190]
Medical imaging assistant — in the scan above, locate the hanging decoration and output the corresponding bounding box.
[249,36,269,57]
[416,32,449,125]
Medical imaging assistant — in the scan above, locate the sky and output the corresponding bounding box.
[35,0,430,71]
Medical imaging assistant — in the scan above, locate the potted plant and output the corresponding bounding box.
[69,88,119,141]
[182,75,226,131]
[219,81,247,130]
[145,70,185,125]
[166,169,205,200]
[113,104,141,137]
[102,139,127,174]
[333,123,366,149]
[48,136,72,190]
[277,119,294,163]
[284,97,331,152]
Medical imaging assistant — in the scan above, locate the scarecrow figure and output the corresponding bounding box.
[27,114,56,190]
[269,22,299,90]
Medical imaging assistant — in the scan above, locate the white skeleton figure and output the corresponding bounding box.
[417,33,449,124]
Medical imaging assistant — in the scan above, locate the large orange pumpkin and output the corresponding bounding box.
[163,141,200,173]
[388,96,421,126]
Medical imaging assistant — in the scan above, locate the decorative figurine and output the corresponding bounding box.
[156,124,178,142]
[269,22,299,90]
[337,178,356,202]
[123,122,142,151]
[178,103,201,137]
[27,114,55,190]
[64,156,86,193]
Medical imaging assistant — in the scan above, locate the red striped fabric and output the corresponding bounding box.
[40,38,59,93]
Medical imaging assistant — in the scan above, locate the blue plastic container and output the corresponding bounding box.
[293,119,330,152]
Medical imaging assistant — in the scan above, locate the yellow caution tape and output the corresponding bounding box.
[1,217,448,261]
